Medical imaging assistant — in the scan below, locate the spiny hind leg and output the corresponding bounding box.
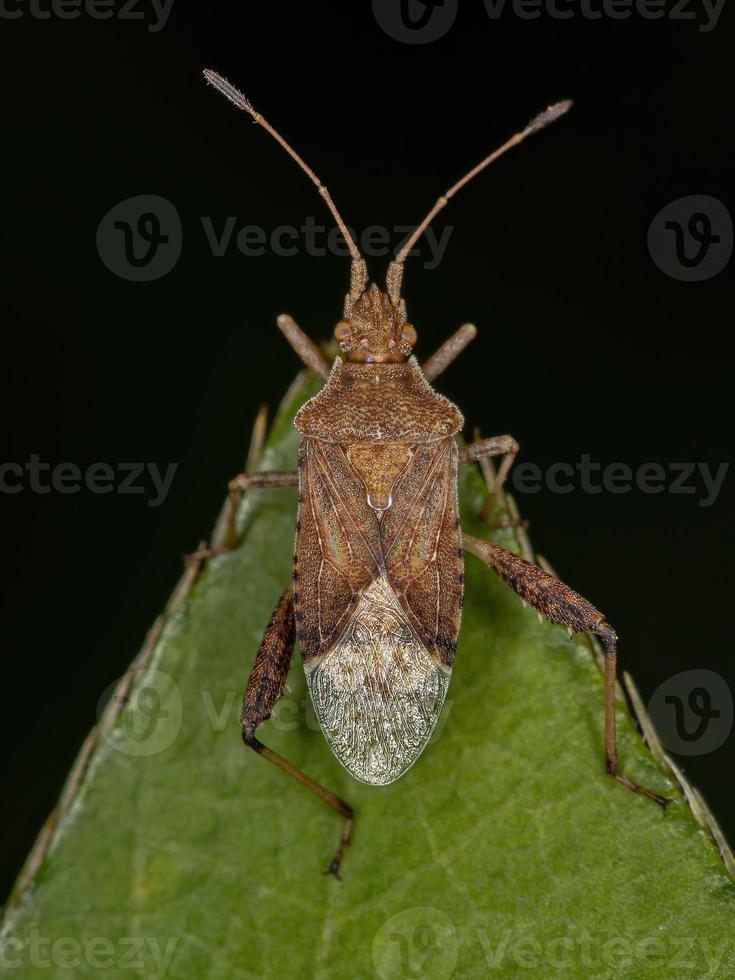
[462,533,672,808]
[460,434,523,527]
[242,585,353,877]
[422,323,477,382]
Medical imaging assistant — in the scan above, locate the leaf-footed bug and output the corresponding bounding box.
[202,69,671,877]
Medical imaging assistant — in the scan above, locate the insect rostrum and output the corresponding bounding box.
[204,69,670,878]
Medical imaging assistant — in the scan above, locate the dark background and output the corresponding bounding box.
[1,0,732,899]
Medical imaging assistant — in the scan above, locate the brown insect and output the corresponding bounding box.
[203,69,670,877]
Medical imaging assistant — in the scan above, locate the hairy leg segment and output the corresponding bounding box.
[462,534,671,808]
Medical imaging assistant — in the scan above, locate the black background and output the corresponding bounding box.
[1,0,732,899]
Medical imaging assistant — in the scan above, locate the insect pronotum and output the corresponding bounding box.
[203,69,670,877]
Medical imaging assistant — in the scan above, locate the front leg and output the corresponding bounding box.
[277,314,331,380]
[422,323,477,382]
[242,585,354,877]
[462,534,671,808]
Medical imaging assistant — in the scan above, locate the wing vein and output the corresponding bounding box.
[383,443,448,558]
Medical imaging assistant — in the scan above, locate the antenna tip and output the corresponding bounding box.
[202,69,254,115]
[528,98,573,134]
[202,68,221,87]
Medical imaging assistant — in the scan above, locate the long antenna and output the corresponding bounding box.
[203,69,367,299]
[386,99,573,304]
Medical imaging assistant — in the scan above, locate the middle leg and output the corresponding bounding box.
[188,470,298,561]
[226,471,298,548]
[460,435,520,524]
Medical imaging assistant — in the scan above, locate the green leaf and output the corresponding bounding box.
[3,372,734,980]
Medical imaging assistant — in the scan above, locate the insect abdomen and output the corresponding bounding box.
[304,575,450,785]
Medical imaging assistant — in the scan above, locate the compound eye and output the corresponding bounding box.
[401,323,417,346]
[333,320,352,343]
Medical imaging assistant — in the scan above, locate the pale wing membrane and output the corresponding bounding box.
[305,575,450,785]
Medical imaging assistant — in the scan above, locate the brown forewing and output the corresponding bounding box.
[293,437,382,662]
[382,438,463,667]
[294,434,463,671]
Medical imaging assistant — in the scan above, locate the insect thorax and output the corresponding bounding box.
[294,356,464,444]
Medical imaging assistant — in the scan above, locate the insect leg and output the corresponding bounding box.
[460,434,521,525]
[190,471,299,561]
[226,471,298,548]
[422,323,477,382]
[462,533,672,809]
[242,586,354,878]
[277,314,331,380]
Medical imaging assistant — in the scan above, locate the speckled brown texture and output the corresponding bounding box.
[346,444,411,511]
[294,357,464,444]
[338,282,411,359]
[463,536,607,634]
[240,586,295,738]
